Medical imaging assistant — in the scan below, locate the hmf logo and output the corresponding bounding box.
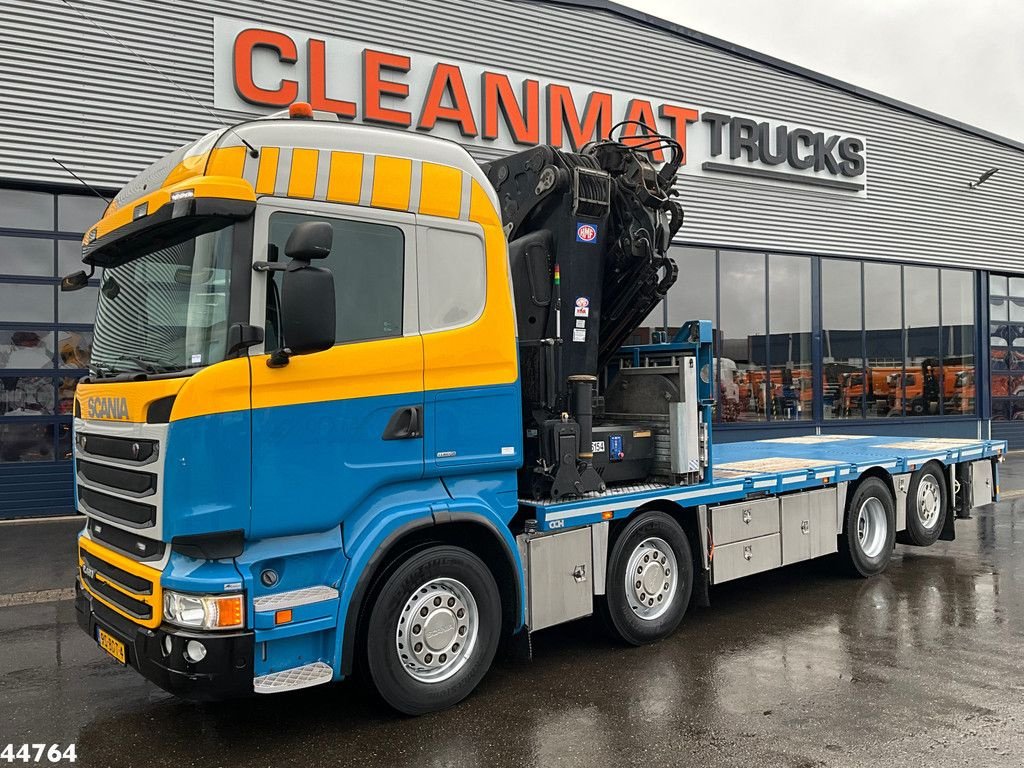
[86,397,130,421]
[576,223,598,243]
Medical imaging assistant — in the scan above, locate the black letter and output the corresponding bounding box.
[787,128,815,170]
[838,137,865,177]
[757,122,787,165]
[702,112,731,157]
[729,117,759,161]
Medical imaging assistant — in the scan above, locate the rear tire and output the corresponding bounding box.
[898,464,947,547]
[839,477,895,577]
[598,511,693,645]
[365,545,500,715]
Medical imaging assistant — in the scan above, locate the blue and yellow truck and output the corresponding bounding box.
[66,103,1005,714]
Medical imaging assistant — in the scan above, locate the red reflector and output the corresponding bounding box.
[289,102,314,119]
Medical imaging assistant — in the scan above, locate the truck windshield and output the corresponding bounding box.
[89,224,236,377]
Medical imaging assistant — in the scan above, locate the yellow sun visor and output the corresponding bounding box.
[82,175,256,268]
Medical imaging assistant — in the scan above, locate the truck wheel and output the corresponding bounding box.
[598,511,693,645]
[839,477,895,577]
[365,545,500,715]
[899,465,947,547]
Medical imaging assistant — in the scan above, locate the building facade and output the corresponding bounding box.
[2,0,1022,518]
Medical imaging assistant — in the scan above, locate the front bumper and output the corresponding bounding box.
[76,581,255,701]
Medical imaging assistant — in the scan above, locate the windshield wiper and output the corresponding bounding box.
[114,355,180,374]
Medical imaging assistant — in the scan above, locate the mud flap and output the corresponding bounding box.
[692,568,711,608]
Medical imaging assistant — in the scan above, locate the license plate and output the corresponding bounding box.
[97,628,126,665]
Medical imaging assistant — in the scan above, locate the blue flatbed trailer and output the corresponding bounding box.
[525,435,1006,533]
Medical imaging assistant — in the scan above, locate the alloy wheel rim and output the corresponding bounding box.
[396,577,478,683]
[624,537,678,621]
[857,497,887,558]
[916,475,941,530]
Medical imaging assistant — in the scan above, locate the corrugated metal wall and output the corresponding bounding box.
[2,0,1024,272]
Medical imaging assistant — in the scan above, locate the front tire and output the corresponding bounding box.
[839,477,895,577]
[598,511,693,645]
[365,545,500,715]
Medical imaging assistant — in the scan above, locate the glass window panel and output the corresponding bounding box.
[666,247,717,332]
[58,283,98,324]
[863,263,902,417]
[903,266,940,416]
[768,254,812,420]
[58,330,93,369]
[0,236,54,277]
[57,376,82,416]
[0,283,54,323]
[0,376,55,416]
[0,189,53,231]
[718,251,766,422]
[941,269,975,416]
[638,247,717,346]
[0,422,55,463]
[822,259,864,419]
[58,240,87,277]
[58,423,73,462]
[0,331,54,370]
[990,275,1008,296]
[58,195,107,234]
[1010,277,1024,297]
[266,213,404,347]
[419,227,485,333]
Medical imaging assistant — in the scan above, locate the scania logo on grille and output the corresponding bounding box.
[85,396,130,421]
[131,442,141,459]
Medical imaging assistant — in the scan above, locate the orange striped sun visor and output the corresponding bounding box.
[83,128,257,268]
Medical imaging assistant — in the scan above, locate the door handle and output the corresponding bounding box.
[382,405,422,440]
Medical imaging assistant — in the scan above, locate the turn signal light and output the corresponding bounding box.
[275,609,293,625]
[602,511,614,520]
[215,595,244,628]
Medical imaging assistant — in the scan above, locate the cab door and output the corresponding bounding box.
[248,198,423,539]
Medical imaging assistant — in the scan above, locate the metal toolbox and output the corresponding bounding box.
[527,528,593,631]
[780,488,838,566]
[712,533,782,584]
[711,496,780,546]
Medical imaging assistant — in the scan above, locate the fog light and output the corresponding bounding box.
[184,640,207,663]
[162,636,173,656]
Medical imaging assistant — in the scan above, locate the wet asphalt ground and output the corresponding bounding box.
[4,461,1024,768]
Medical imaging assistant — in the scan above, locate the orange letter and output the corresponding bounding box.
[547,86,612,151]
[418,63,478,137]
[620,99,664,163]
[659,104,699,164]
[362,49,412,127]
[233,29,298,107]
[308,39,356,118]
[482,73,539,145]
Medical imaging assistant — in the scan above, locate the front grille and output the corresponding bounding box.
[81,550,151,595]
[78,485,156,527]
[79,538,162,628]
[82,571,153,620]
[77,459,156,496]
[79,433,157,464]
[88,519,165,561]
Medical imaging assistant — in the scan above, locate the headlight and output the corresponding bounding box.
[163,590,245,630]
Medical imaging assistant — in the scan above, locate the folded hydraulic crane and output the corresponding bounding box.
[483,124,684,500]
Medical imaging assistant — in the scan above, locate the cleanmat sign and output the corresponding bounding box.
[213,16,868,194]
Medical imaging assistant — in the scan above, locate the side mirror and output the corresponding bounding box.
[285,221,332,261]
[267,222,335,367]
[61,267,94,292]
[273,267,335,363]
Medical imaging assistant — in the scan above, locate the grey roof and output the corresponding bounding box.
[538,0,1024,154]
